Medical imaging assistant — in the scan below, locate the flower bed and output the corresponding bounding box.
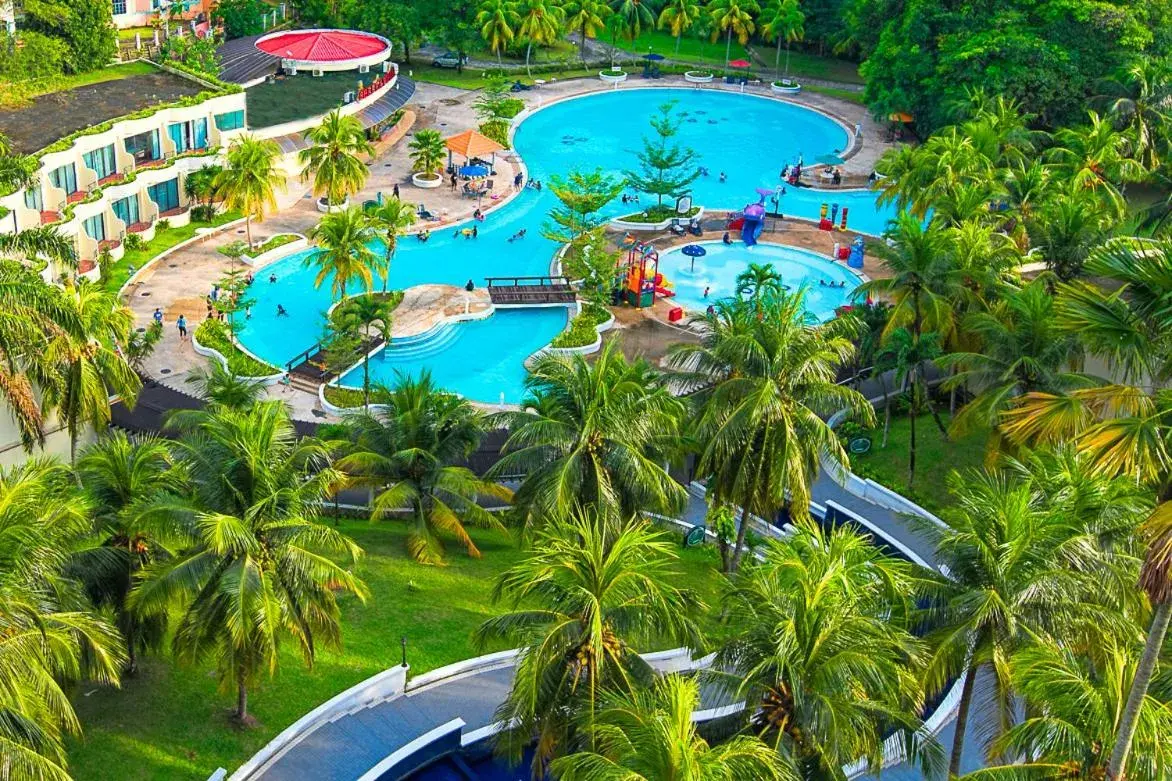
[193,319,280,377]
[247,233,300,259]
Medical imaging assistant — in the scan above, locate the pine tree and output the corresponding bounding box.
[622,101,701,209]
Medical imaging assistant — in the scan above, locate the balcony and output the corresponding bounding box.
[66,191,86,204]
[98,172,127,186]
[39,211,61,225]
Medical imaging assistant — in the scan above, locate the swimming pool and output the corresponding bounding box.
[234,87,897,403]
[657,241,859,320]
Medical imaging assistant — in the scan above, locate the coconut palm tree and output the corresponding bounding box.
[657,0,702,55]
[182,163,222,212]
[759,0,803,80]
[0,132,34,195]
[552,674,793,780]
[407,129,447,182]
[366,197,416,293]
[610,0,656,45]
[42,281,141,465]
[214,135,285,251]
[734,261,782,313]
[474,509,703,772]
[307,206,378,302]
[1030,185,1112,281]
[131,402,367,723]
[516,0,565,76]
[1047,112,1144,217]
[489,342,687,533]
[332,294,394,408]
[667,293,872,572]
[566,0,609,59]
[708,0,759,69]
[1097,57,1172,172]
[0,224,78,272]
[73,432,179,675]
[718,520,933,778]
[874,326,944,475]
[477,0,519,64]
[299,110,374,209]
[0,458,124,780]
[336,372,510,564]
[183,360,268,410]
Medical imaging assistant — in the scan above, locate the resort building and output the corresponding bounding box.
[112,0,214,29]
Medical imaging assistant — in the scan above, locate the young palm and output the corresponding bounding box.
[1046,112,1144,217]
[717,521,932,778]
[184,360,268,410]
[0,458,124,780]
[610,0,656,43]
[657,0,702,56]
[332,295,394,408]
[489,342,687,533]
[336,372,510,564]
[667,293,872,572]
[407,129,447,180]
[366,197,416,293]
[1097,57,1172,172]
[759,0,804,80]
[0,224,78,271]
[307,206,378,301]
[516,0,565,76]
[474,509,703,771]
[299,110,374,208]
[734,260,783,314]
[477,0,519,64]
[214,135,285,251]
[551,674,793,780]
[566,0,609,59]
[132,402,366,722]
[708,0,759,69]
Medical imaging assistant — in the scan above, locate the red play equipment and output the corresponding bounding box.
[623,241,661,307]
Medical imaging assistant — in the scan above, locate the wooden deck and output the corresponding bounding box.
[486,275,576,305]
[288,336,386,383]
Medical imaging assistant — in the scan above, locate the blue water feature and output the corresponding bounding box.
[235,88,898,403]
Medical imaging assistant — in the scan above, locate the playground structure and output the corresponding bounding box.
[818,201,851,232]
[621,240,674,308]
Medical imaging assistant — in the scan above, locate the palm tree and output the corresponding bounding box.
[42,281,141,465]
[718,520,931,778]
[299,110,374,209]
[1030,185,1112,280]
[131,402,367,723]
[407,129,447,182]
[657,0,702,55]
[1097,57,1172,172]
[0,224,78,272]
[0,458,124,780]
[1047,112,1144,217]
[610,0,656,45]
[477,0,519,64]
[489,342,687,533]
[366,197,416,293]
[474,509,703,771]
[332,294,394,408]
[336,372,511,564]
[214,135,285,252]
[74,432,179,675]
[734,260,782,314]
[874,326,943,474]
[0,132,34,195]
[183,360,268,410]
[516,0,565,76]
[182,163,222,212]
[667,293,872,572]
[307,206,378,301]
[551,674,793,780]
[707,0,758,69]
[566,0,609,60]
[759,0,803,80]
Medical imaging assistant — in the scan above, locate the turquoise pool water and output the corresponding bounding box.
[657,241,859,320]
[234,88,897,403]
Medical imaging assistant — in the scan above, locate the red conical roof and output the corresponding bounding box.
[256,30,389,63]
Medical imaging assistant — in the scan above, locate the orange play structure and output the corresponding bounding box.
[623,241,663,308]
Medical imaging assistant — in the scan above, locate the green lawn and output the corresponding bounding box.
[804,84,866,105]
[405,62,606,89]
[615,29,749,68]
[846,413,989,516]
[65,519,727,780]
[117,25,157,42]
[1,61,160,108]
[106,210,243,293]
[745,45,864,85]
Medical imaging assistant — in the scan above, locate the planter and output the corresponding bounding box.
[317,196,350,213]
[412,172,443,189]
[772,79,802,95]
[245,234,308,267]
[609,206,705,232]
[684,71,714,84]
[599,70,628,85]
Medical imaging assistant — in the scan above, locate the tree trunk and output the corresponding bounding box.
[784,42,791,78]
[1109,600,1172,780]
[922,374,949,437]
[581,23,589,60]
[525,42,533,77]
[363,324,371,410]
[675,33,682,56]
[236,678,248,721]
[724,27,732,68]
[949,661,979,777]
[403,40,411,65]
[125,631,138,675]
[775,36,781,79]
[879,371,892,448]
[728,502,752,572]
[382,245,392,293]
[907,383,917,483]
[244,215,253,251]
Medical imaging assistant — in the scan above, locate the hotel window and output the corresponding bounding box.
[83,144,118,179]
[82,213,106,242]
[23,186,43,212]
[167,118,209,153]
[147,179,180,213]
[112,0,127,13]
[214,110,245,132]
[112,195,140,226]
[47,163,78,195]
[124,130,161,164]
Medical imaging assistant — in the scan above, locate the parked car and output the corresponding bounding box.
[431,51,469,68]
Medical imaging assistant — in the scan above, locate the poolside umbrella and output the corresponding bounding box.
[444,129,505,169]
[728,59,751,68]
[459,164,490,177]
[888,112,914,123]
[816,153,846,166]
[681,243,706,271]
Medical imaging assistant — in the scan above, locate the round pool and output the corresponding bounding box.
[657,241,859,320]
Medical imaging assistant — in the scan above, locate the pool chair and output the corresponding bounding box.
[511,80,532,92]
[669,219,686,236]
[417,206,438,220]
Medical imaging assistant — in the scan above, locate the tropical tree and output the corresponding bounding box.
[1030,185,1112,281]
[131,402,367,722]
[184,360,268,410]
[0,132,35,195]
[657,0,702,55]
[0,459,125,781]
[365,196,416,293]
[734,261,783,313]
[551,674,793,780]
[707,0,758,69]
[667,293,872,572]
[610,0,656,44]
[182,163,222,211]
[299,110,374,208]
[759,0,804,79]
[407,129,447,180]
[874,326,944,472]
[332,294,394,408]
[0,224,77,272]
[718,521,932,778]
[543,167,625,245]
[1047,112,1144,217]
[565,0,609,59]
[477,0,519,63]
[214,135,285,251]
[307,206,378,301]
[515,0,564,76]
[490,343,687,533]
[336,372,511,564]
[1097,57,1172,172]
[622,101,701,208]
[474,509,703,771]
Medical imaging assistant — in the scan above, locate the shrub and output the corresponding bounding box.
[478,119,510,149]
[122,233,146,251]
[191,204,217,222]
[550,310,601,349]
[194,319,278,377]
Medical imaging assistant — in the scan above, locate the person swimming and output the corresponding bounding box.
[276,304,288,317]
[719,172,727,183]
[702,286,710,298]
[268,274,277,283]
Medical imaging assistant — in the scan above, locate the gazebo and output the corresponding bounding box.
[444,129,505,170]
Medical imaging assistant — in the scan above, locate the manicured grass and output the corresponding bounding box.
[615,29,750,67]
[0,61,160,108]
[106,210,243,293]
[846,413,988,516]
[405,62,606,90]
[194,319,278,377]
[64,520,727,780]
[745,45,864,85]
[117,25,157,42]
[804,84,866,105]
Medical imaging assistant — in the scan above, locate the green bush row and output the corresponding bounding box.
[194,319,279,377]
[246,233,300,258]
[550,305,608,349]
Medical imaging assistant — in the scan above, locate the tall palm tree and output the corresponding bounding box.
[566,0,609,59]
[477,0,519,64]
[1097,57,1172,172]
[1047,112,1144,217]
[131,402,367,723]
[307,206,378,301]
[0,458,124,780]
[759,0,803,80]
[875,326,943,473]
[474,509,703,772]
[42,281,141,465]
[610,0,656,45]
[489,343,687,533]
[667,293,872,572]
[516,0,565,76]
[707,0,758,69]
[336,372,511,564]
[366,197,416,293]
[74,432,179,674]
[332,294,394,408]
[657,0,702,55]
[734,261,783,314]
[214,135,285,251]
[552,674,793,780]
[718,521,932,778]
[299,110,374,209]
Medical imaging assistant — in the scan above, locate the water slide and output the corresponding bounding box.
[742,203,765,246]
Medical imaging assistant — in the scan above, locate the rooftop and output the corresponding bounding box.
[0,66,206,155]
[245,69,382,129]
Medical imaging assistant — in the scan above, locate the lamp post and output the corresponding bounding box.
[400,636,408,668]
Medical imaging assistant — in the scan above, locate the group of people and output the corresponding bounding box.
[508,229,527,243]
[819,279,849,288]
[620,193,641,204]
